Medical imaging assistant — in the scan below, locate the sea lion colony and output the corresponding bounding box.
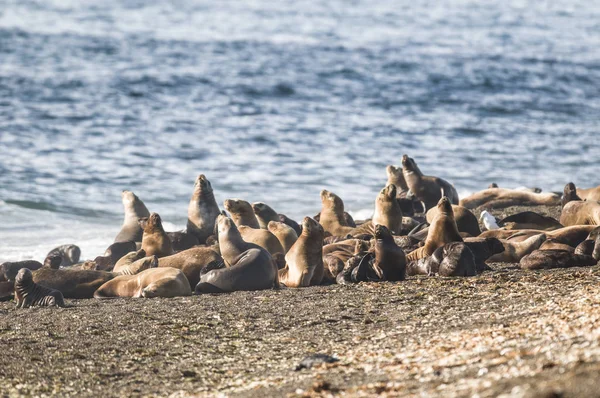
[2,157,600,307]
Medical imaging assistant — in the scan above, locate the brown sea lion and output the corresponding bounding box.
[520,249,597,270]
[487,234,546,263]
[460,188,560,209]
[574,235,600,260]
[112,249,147,273]
[562,182,581,208]
[479,225,596,247]
[560,198,600,227]
[237,225,285,256]
[158,246,221,289]
[1,260,44,283]
[323,239,369,279]
[406,197,463,261]
[577,184,600,202]
[44,255,62,269]
[351,185,403,236]
[318,190,355,237]
[462,237,505,272]
[140,213,174,258]
[497,211,562,231]
[186,174,221,244]
[252,202,280,229]
[94,267,191,298]
[370,224,406,281]
[539,238,575,252]
[408,242,476,277]
[92,241,137,271]
[115,190,150,243]
[426,204,480,237]
[14,268,65,308]
[385,165,409,194]
[224,199,260,228]
[279,214,302,236]
[279,217,325,287]
[401,155,459,210]
[167,231,200,252]
[267,221,298,254]
[44,244,81,267]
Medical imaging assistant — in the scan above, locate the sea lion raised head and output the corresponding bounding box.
[372,184,403,234]
[401,155,420,175]
[562,182,582,208]
[115,190,150,243]
[139,213,174,258]
[318,190,354,237]
[386,165,409,192]
[252,202,279,229]
[438,196,453,215]
[224,199,260,229]
[320,190,344,211]
[186,174,221,244]
[279,216,325,287]
[44,255,63,269]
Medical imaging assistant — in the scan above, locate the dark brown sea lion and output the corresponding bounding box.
[44,255,62,269]
[237,225,285,256]
[462,237,505,272]
[487,234,546,263]
[401,155,459,210]
[520,250,597,270]
[94,268,191,298]
[114,190,150,243]
[14,268,65,308]
[497,211,563,231]
[89,241,137,271]
[562,182,581,208]
[44,244,81,267]
[408,242,476,277]
[267,221,298,253]
[186,174,221,245]
[426,204,480,237]
[279,217,325,287]
[459,188,560,209]
[406,197,463,261]
[370,224,406,281]
[1,260,44,283]
[140,213,174,258]
[318,190,355,237]
[574,234,600,260]
[279,214,302,236]
[224,199,260,228]
[158,246,221,289]
[252,202,280,229]
[166,231,200,252]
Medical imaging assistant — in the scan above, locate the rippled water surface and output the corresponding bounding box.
[1,0,599,261]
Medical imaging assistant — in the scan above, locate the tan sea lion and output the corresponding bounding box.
[460,188,560,209]
[112,249,147,273]
[158,246,221,289]
[560,195,600,227]
[520,249,597,270]
[267,221,298,253]
[14,268,65,308]
[94,267,191,298]
[486,233,546,263]
[140,213,174,258]
[187,174,221,244]
[237,225,284,256]
[224,199,260,228]
[252,202,280,229]
[318,190,354,237]
[426,204,480,237]
[279,217,325,287]
[401,155,459,210]
[114,190,150,243]
[44,244,81,267]
[369,184,404,234]
[577,184,600,202]
[385,165,409,194]
[406,197,463,261]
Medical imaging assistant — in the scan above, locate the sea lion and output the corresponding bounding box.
[167,231,200,252]
[486,233,546,263]
[114,190,150,243]
[385,165,409,194]
[187,174,221,244]
[406,197,463,261]
[539,238,575,252]
[318,190,355,237]
[478,225,596,247]
[370,224,406,281]
[0,260,44,283]
[574,235,600,260]
[560,198,600,227]
[237,225,285,256]
[279,214,302,236]
[520,250,597,270]
[92,241,137,271]
[158,246,221,289]
[44,244,81,267]
[94,267,191,298]
[459,188,560,209]
[112,249,147,273]
[462,237,505,272]
[252,202,280,229]
[401,155,459,210]
[577,184,600,202]
[426,204,480,236]
[562,182,581,208]
[33,255,156,298]
[224,199,260,228]
[279,217,325,287]
[140,213,174,258]
[14,268,65,308]
[267,221,298,254]
[323,239,370,279]
[497,211,562,231]
[351,184,403,236]
[44,255,62,269]
[408,242,476,277]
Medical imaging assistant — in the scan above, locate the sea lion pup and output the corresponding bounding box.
[459,188,560,210]
[267,221,298,254]
[407,242,476,277]
[14,268,65,308]
[401,155,459,210]
[237,225,284,256]
[94,268,191,298]
[370,224,406,281]
[279,217,325,287]
[114,190,150,243]
[486,233,546,263]
[187,174,221,244]
[224,199,260,229]
[252,202,280,229]
[33,255,156,299]
[406,197,463,262]
[140,213,174,258]
[44,244,81,267]
[520,250,597,270]
[426,204,480,236]
[158,246,221,289]
[496,211,563,231]
[577,184,600,202]
[44,255,62,269]
[167,231,200,252]
[318,190,355,237]
[279,214,302,236]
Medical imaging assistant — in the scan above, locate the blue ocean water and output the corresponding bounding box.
[1,0,599,262]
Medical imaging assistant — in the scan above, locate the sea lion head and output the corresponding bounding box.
[122,190,149,218]
[437,196,453,215]
[194,174,213,194]
[378,184,397,203]
[302,216,324,238]
[139,212,163,233]
[320,190,344,211]
[130,255,159,274]
[44,255,62,269]
[15,268,33,285]
[252,202,275,218]
[216,214,236,235]
[224,199,253,217]
[401,155,418,172]
[488,183,499,189]
[374,224,394,242]
[386,165,401,179]
[121,190,138,205]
